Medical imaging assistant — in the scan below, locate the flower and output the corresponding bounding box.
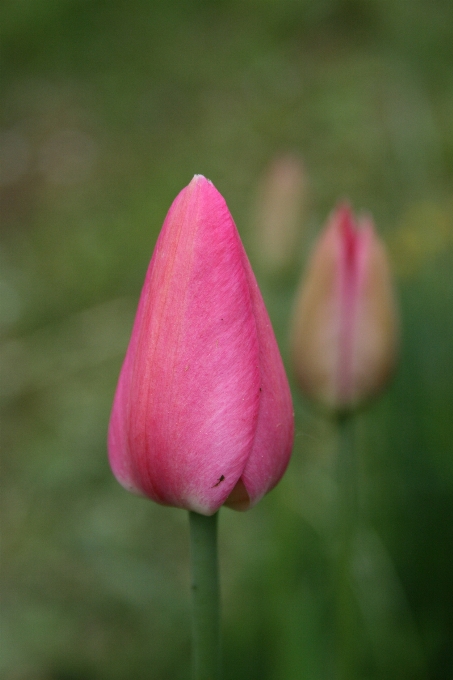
[108,175,294,515]
[252,154,307,272]
[290,204,398,411]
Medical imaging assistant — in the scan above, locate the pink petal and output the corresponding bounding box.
[225,247,294,509]
[108,176,263,514]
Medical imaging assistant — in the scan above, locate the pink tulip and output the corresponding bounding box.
[108,175,294,515]
[291,204,398,411]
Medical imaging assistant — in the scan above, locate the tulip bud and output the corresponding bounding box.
[252,154,307,273]
[108,175,294,515]
[290,204,398,411]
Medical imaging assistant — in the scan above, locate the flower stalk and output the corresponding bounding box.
[189,511,221,680]
[334,413,361,680]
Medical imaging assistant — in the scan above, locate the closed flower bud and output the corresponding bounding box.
[252,154,307,273]
[108,175,294,515]
[290,204,398,411]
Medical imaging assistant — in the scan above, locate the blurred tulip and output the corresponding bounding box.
[108,175,294,515]
[252,154,307,272]
[290,204,398,411]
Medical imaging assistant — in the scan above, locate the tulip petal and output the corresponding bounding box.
[351,217,398,404]
[291,213,340,407]
[109,176,263,514]
[225,248,294,509]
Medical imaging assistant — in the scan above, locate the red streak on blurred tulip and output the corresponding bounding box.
[291,204,398,410]
[108,176,294,514]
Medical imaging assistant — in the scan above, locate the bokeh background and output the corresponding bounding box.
[1,1,453,678]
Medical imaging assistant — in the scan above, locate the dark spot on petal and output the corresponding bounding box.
[212,475,225,487]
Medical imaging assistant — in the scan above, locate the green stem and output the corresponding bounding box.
[337,413,359,533]
[335,413,360,680]
[189,511,221,680]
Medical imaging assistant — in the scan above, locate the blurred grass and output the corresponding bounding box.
[1,1,453,678]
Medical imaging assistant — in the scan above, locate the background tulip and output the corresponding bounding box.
[108,175,294,515]
[290,204,398,411]
[251,154,307,273]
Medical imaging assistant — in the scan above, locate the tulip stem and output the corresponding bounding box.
[335,413,361,680]
[189,510,221,680]
[337,412,359,534]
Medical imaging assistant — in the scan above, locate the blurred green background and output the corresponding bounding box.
[1,1,453,678]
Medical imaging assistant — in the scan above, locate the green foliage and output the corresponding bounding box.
[1,1,452,678]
